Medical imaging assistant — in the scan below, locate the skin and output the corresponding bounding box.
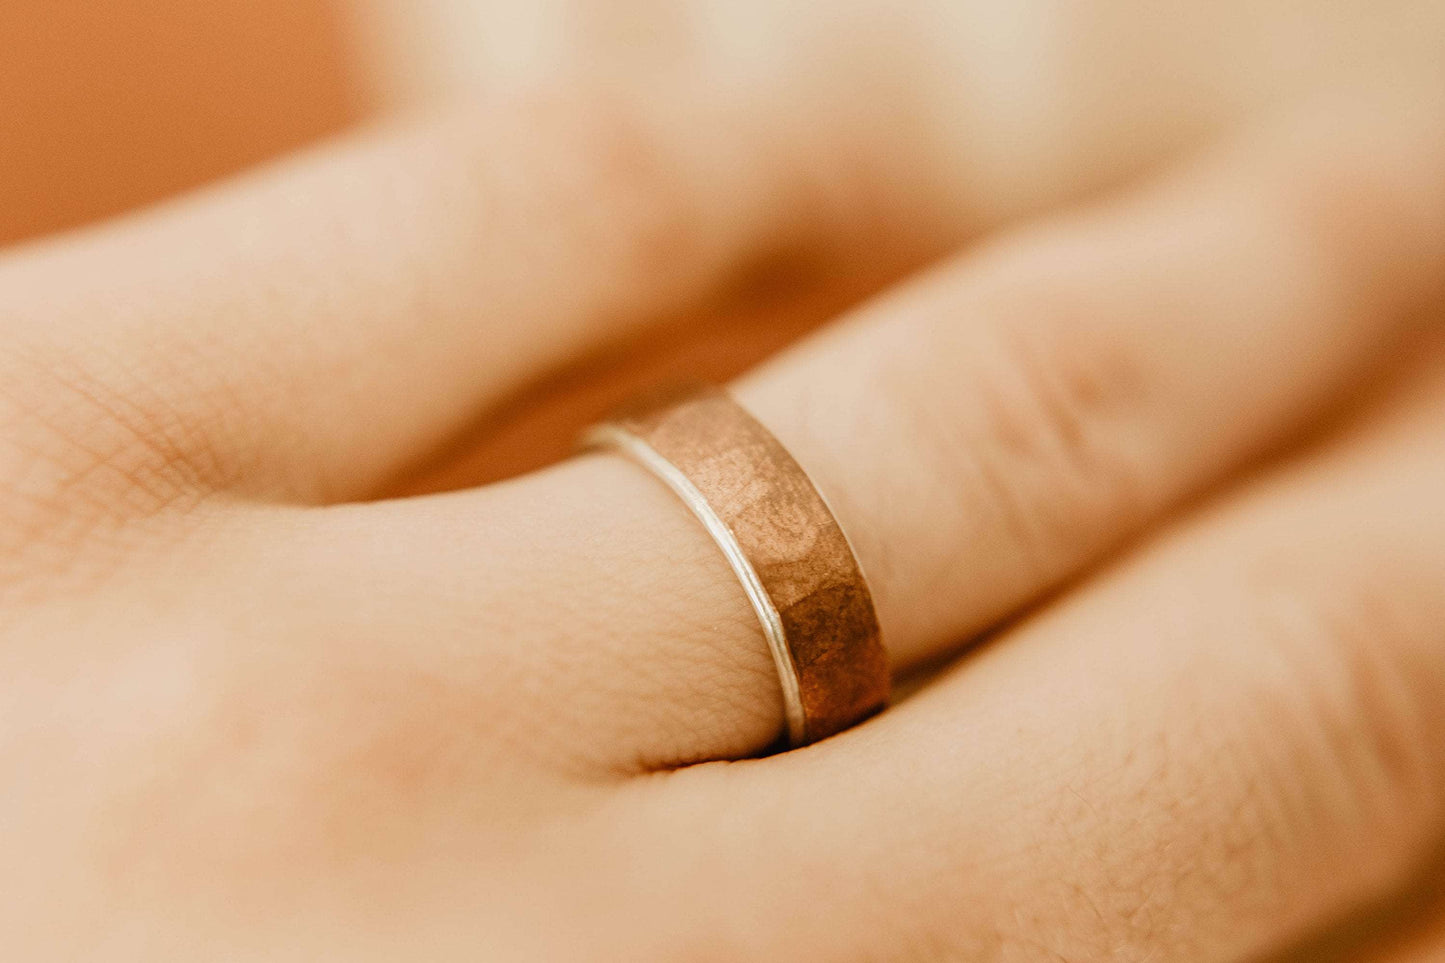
[2,2,1445,960]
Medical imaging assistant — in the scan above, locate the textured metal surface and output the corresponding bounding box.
[584,385,889,746]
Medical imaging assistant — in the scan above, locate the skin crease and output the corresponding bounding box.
[2,3,1445,961]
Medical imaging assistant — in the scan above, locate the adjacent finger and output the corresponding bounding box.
[0,87,946,509]
[618,331,1445,963]
[396,264,896,494]
[315,100,1445,770]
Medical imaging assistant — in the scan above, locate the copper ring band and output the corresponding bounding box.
[582,385,889,747]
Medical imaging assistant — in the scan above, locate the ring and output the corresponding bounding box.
[582,385,889,747]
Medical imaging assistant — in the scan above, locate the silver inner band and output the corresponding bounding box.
[582,423,808,746]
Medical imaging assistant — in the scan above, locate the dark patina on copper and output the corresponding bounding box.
[587,385,889,746]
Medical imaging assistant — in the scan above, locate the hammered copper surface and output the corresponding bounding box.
[605,385,889,744]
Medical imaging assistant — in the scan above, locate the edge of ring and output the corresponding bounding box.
[580,423,810,747]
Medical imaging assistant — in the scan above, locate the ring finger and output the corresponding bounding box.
[599,314,1445,963]
[227,97,1445,773]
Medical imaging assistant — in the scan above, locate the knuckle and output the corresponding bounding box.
[1233,568,1445,878]
[889,267,1158,577]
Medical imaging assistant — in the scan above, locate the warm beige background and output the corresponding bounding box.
[0,0,363,245]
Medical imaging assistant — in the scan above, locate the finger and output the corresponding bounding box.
[396,255,893,494]
[738,100,1445,664]
[306,99,1445,771]
[617,331,1445,963]
[0,87,948,509]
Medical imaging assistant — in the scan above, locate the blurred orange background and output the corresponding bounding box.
[0,0,364,245]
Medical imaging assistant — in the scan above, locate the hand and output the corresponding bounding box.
[3,12,1445,963]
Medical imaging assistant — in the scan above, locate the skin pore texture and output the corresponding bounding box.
[2,3,1445,960]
